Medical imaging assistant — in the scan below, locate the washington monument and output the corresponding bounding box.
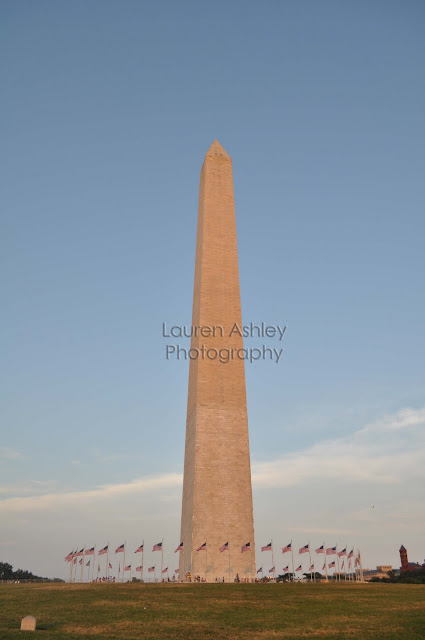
[179,140,256,582]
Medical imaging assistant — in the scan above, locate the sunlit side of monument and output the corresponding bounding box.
[179,141,256,582]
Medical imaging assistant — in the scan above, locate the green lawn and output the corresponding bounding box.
[0,582,424,639]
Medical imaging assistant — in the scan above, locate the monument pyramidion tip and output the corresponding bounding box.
[205,139,231,159]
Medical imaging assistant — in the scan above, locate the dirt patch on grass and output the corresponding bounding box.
[92,600,143,607]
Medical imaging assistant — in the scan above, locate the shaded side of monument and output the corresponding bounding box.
[179,140,256,582]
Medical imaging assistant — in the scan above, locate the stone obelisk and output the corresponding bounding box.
[179,140,256,582]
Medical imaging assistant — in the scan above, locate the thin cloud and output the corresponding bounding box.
[358,407,425,434]
[0,447,25,460]
[252,407,425,489]
[284,526,354,536]
[0,407,423,515]
[0,473,182,513]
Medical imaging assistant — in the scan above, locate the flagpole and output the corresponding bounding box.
[323,542,328,581]
[106,542,110,581]
[271,539,275,581]
[358,549,364,583]
[92,546,96,583]
[80,546,85,583]
[205,538,208,581]
[336,544,340,583]
[344,545,347,582]
[308,542,313,583]
[290,540,295,583]
[348,547,351,581]
[228,541,231,583]
[141,539,144,583]
[161,539,164,581]
[123,541,126,583]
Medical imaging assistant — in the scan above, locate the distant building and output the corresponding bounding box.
[399,545,425,573]
[362,566,392,581]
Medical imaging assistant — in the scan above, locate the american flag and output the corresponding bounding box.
[341,560,345,569]
[326,546,337,556]
[115,544,125,554]
[79,558,83,565]
[175,568,179,574]
[322,563,325,571]
[283,565,289,572]
[124,565,131,571]
[299,544,309,554]
[282,542,292,554]
[241,542,250,553]
[257,567,262,573]
[135,544,144,553]
[85,547,95,556]
[337,548,347,557]
[64,551,74,562]
[174,542,183,553]
[136,566,142,572]
[309,564,314,571]
[261,542,272,552]
[152,542,163,552]
[148,566,155,573]
[347,549,354,559]
[109,563,112,569]
[355,557,359,566]
[268,567,275,573]
[73,558,77,565]
[328,561,336,568]
[315,545,324,554]
[86,561,90,566]
[162,567,168,574]
[98,545,108,556]
[219,542,229,553]
[296,565,302,572]
[75,548,85,557]
[196,542,207,551]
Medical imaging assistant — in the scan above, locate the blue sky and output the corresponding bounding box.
[1,0,424,579]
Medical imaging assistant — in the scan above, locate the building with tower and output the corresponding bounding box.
[399,545,425,573]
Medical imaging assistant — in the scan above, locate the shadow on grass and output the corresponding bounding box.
[36,621,63,630]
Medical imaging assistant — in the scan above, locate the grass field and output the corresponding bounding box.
[0,582,424,640]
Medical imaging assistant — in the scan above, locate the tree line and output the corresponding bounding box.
[0,561,64,582]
